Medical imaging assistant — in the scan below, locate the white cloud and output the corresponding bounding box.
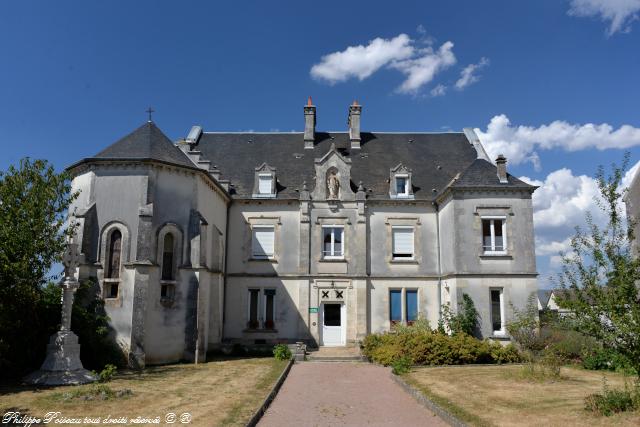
[476,114,640,169]
[430,84,447,97]
[391,41,457,94]
[520,159,640,283]
[455,57,489,90]
[569,0,640,35]
[310,34,457,94]
[310,34,414,84]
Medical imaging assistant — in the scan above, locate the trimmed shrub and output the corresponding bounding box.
[361,327,522,366]
[391,356,412,375]
[273,344,292,361]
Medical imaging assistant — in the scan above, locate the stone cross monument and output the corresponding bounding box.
[24,243,97,385]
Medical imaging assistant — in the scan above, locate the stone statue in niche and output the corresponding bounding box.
[327,171,340,199]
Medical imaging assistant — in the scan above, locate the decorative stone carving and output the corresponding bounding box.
[311,143,355,201]
[327,171,340,199]
[24,243,97,385]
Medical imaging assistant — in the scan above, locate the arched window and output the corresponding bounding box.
[106,230,122,279]
[161,233,174,281]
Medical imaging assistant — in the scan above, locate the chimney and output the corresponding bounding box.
[348,100,361,149]
[496,154,508,183]
[304,96,316,149]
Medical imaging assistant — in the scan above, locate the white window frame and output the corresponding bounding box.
[246,288,277,330]
[482,216,507,255]
[258,173,273,195]
[490,288,506,336]
[392,226,415,260]
[322,225,344,259]
[251,225,275,259]
[395,174,409,197]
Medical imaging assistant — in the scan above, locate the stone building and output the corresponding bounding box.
[625,166,640,256]
[67,100,538,367]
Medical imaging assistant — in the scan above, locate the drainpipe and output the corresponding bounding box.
[434,201,443,322]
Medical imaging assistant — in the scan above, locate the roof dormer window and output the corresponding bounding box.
[252,163,276,198]
[395,175,409,197]
[389,164,414,200]
[258,174,273,195]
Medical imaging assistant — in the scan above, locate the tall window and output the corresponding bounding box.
[491,288,505,335]
[264,289,276,329]
[248,289,260,329]
[322,226,344,258]
[482,218,506,254]
[258,174,273,195]
[105,229,122,299]
[161,233,174,281]
[395,175,409,196]
[247,288,276,330]
[392,227,414,259]
[252,226,275,259]
[107,230,122,279]
[390,290,402,324]
[390,289,419,326]
[406,290,418,324]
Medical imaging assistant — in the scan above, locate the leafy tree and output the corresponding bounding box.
[0,158,77,376]
[555,153,640,378]
[439,293,480,337]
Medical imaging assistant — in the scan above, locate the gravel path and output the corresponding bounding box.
[258,362,447,427]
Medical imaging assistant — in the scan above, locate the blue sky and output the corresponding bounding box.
[1,0,640,286]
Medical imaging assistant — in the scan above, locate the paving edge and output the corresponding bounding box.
[246,358,295,427]
[390,373,468,427]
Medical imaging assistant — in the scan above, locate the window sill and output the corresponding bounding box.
[480,253,512,259]
[490,334,510,341]
[390,258,418,264]
[243,328,278,334]
[252,194,277,199]
[249,257,278,263]
[320,257,346,263]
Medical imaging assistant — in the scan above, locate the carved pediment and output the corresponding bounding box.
[311,143,355,201]
[390,163,411,174]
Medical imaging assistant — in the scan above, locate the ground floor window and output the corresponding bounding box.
[264,289,276,329]
[390,290,402,324]
[390,288,418,325]
[406,290,418,324]
[248,289,260,329]
[104,280,119,299]
[490,288,505,335]
[247,288,276,330]
[160,282,175,301]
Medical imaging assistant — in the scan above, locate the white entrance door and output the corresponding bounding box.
[321,303,345,346]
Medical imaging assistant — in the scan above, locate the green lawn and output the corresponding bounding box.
[0,357,288,426]
[405,364,640,427]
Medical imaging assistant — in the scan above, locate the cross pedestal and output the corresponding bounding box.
[24,244,97,385]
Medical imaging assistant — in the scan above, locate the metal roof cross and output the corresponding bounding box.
[146,107,155,122]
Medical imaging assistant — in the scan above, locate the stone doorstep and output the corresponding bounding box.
[305,345,366,362]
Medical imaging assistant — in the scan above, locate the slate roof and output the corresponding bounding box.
[70,122,195,170]
[195,131,534,200]
[452,158,533,189]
